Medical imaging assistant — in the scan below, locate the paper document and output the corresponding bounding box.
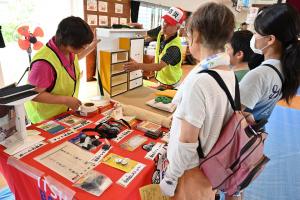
[1,134,45,155]
[35,142,95,182]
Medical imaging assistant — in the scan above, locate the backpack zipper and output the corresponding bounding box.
[238,155,270,191]
[212,134,264,190]
[229,135,258,171]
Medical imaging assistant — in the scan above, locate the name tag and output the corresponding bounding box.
[14,141,47,159]
[117,163,145,187]
[48,130,76,143]
[112,129,133,143]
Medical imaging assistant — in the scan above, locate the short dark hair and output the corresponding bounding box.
[230,30,254,62]
[188,2,235,50]
[55,16,94,49]
[241,22,248,26]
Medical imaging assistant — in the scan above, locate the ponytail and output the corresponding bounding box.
[252,3,300,104]
[281,41,300,104]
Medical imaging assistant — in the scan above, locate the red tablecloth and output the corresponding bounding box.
[0,109,163,200]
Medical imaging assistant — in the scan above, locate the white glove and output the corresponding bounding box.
[159,173,178,197]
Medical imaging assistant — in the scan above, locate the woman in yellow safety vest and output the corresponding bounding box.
[25,16,99,124]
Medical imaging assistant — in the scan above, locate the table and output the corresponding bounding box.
[0,107,166,200]
[112,86,172,118]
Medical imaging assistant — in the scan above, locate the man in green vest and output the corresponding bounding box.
[124,7,186,88]
[25,16,99,124]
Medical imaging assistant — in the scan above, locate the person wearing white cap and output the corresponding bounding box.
[124,7,186,89]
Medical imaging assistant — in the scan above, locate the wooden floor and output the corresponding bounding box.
[277,96,300,110]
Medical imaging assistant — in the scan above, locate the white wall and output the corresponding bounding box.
[251,0,278,4]
[140,0,248,26]
[140,0,231,12]
[140,0,279,11]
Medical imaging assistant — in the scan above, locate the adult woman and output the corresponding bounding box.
[25,16,99,124]
[159,3,236,200]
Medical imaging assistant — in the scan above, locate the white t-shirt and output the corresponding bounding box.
[168,59,236,168]
[240,59,283,121]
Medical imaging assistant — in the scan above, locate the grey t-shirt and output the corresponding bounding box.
[240,59,283,121]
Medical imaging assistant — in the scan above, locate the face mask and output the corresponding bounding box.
[250,35,269,55]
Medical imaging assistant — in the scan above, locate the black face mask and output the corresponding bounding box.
[248,53,265,70]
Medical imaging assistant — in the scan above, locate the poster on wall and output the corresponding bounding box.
[87,0,97,11]
[98,1,108,12]
[99,15,108,26]
[115,3,123,14]
[111,17,119,26]
[87,14,98,26]
[120,18,127,25]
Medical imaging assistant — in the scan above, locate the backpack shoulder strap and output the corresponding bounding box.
[263,64,284,84]
[197,69,240,159]
[198,69,241,111]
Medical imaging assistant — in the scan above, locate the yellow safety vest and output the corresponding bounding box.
[155,32,183,85]
[25,45,80,124]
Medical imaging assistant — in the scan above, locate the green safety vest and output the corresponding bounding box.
[155,32,183,85]
[25,45,80,124]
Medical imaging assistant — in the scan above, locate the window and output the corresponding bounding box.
[138,2,168,30]
[0,0,83,86]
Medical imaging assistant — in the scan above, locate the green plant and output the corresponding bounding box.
[1,0,35,44]
[2,23,19,43]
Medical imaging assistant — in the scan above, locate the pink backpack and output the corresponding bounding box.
[197,70,269,196]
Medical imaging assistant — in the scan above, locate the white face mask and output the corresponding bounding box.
[250,35,269,55]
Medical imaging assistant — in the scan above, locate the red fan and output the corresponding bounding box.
[17,26,44,84]
[17,26,44,52]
